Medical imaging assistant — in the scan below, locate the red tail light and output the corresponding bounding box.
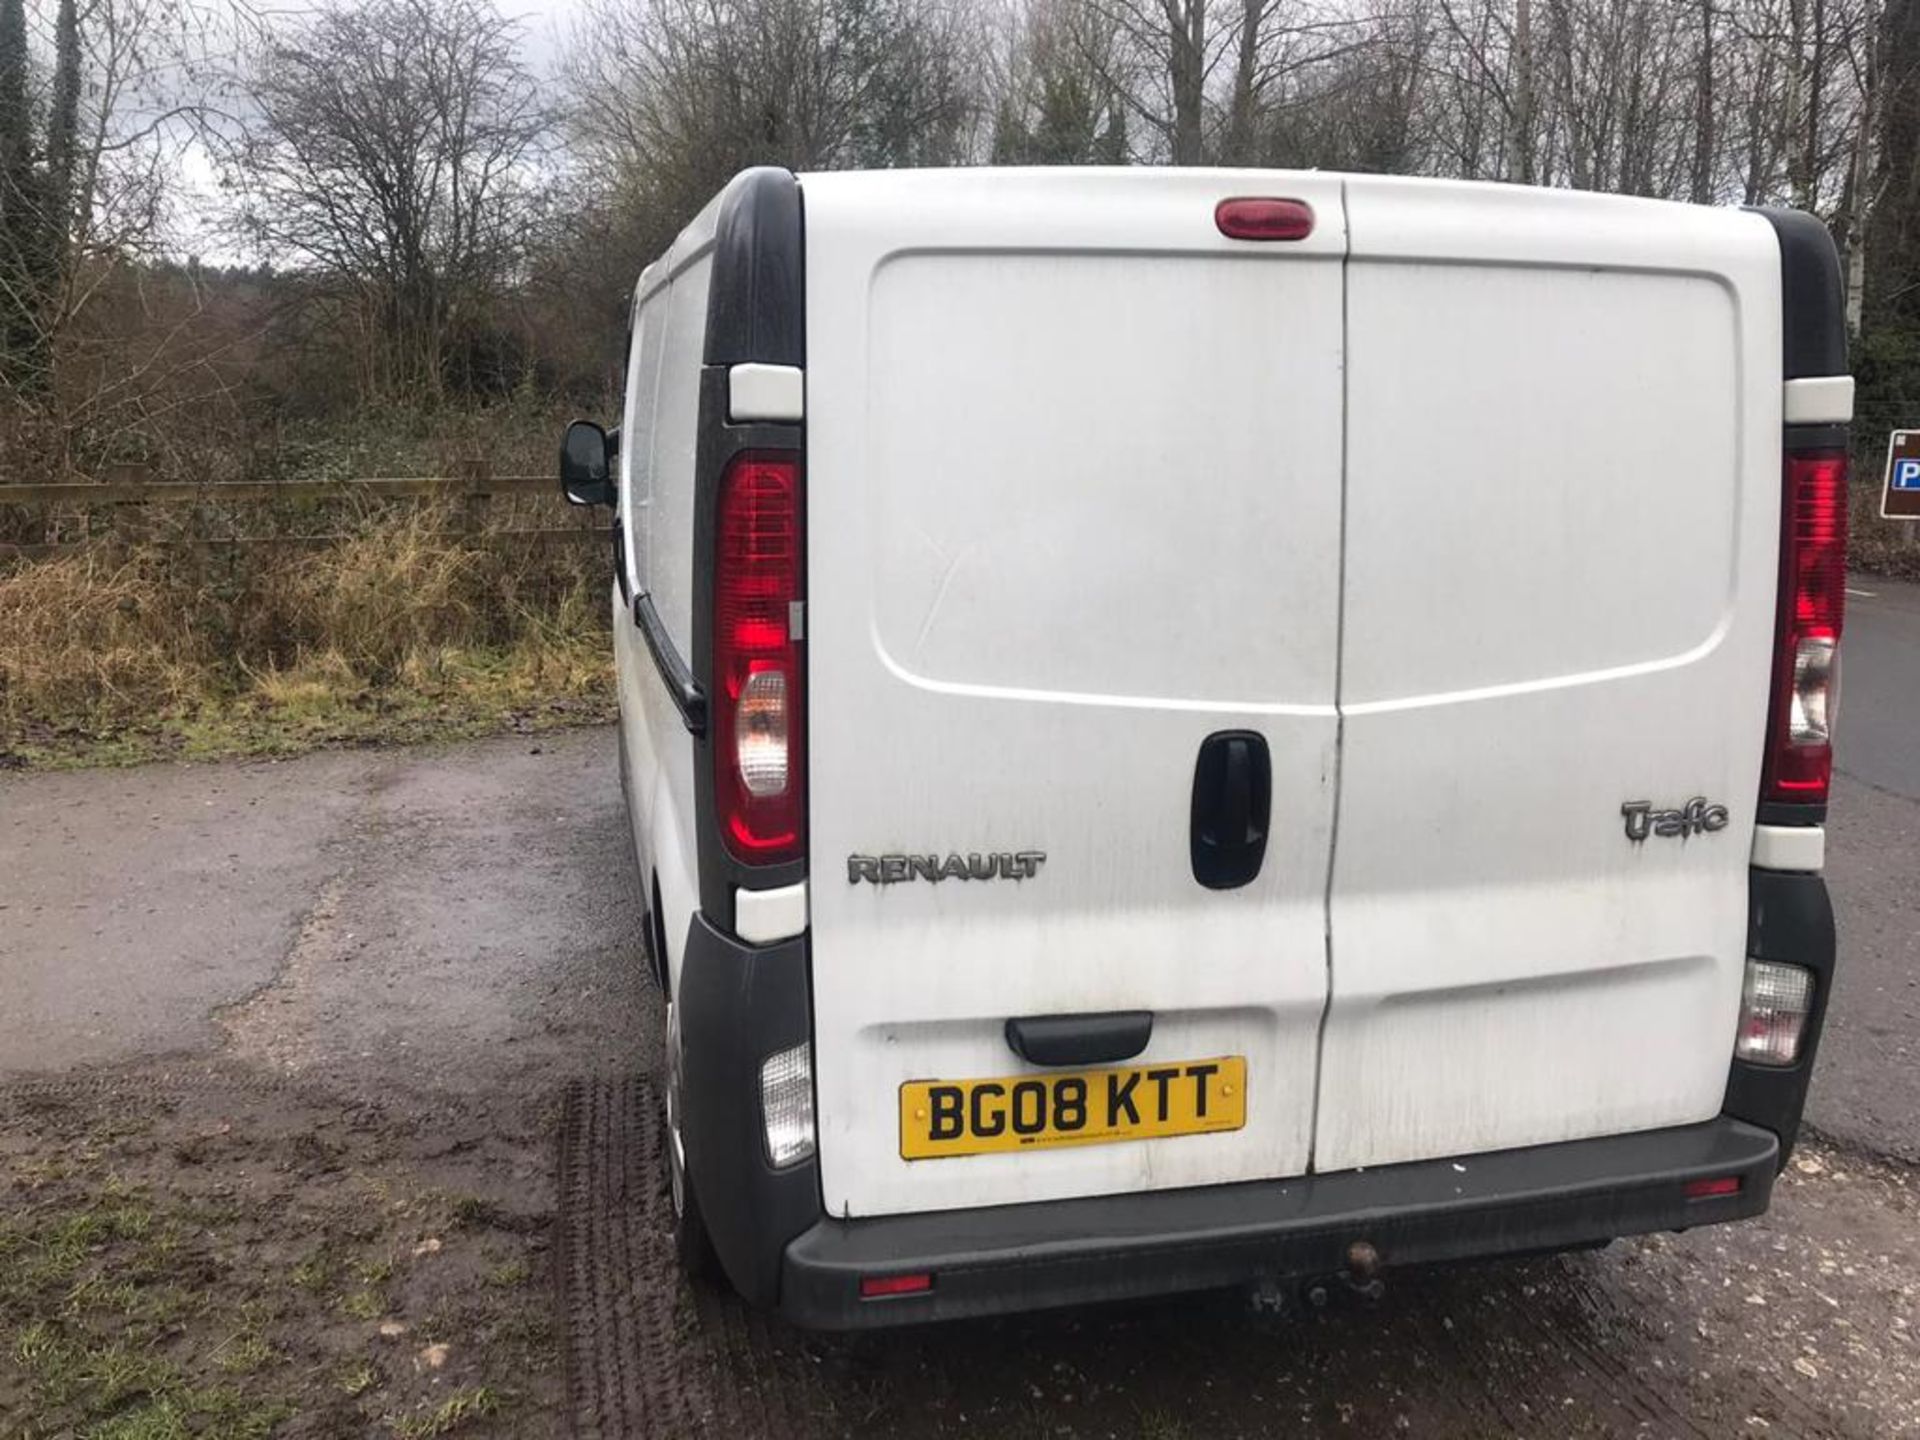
[713,451,804,863]
[1762,451,1847,806]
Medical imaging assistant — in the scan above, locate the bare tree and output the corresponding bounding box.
[1865,0,1920,329]
[0,0,224,431]
[1079,0,1220,162]
[228,0,547,403]
[567,0,982,234]
[992,0,1128,162]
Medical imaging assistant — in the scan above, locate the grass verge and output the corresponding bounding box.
[0,504,614,769]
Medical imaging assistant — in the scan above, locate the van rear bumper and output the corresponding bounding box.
[778,1117,1778,1330]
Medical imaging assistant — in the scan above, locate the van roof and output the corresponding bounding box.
[635,165,1753,307]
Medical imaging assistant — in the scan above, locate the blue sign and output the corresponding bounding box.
[1897,457,1920,492]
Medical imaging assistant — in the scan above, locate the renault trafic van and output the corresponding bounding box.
[559,166,1849,1329]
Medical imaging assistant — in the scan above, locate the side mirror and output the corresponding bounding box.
[559,420,616,507]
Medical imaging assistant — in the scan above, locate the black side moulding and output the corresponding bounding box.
[688,167,808,938]
[1745,207,1846,380]
[676,913,821,1307]
[705,168,805,368]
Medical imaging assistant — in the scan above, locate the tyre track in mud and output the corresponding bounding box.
[555,1075,831,1439]
[557,1076,713,1438]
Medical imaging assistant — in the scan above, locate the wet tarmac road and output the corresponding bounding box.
[1806,577,1920,1162]
[3,678,1919,1434]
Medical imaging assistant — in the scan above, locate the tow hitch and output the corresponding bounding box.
[1248,1242,1387,1316]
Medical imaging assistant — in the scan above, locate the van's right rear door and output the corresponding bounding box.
[801,169,1348,1220]
[1317,178,1785,1172]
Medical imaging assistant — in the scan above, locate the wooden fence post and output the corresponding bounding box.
[456,456,490,534]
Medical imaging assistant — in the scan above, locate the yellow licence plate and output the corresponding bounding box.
[899,1056,1247,1160]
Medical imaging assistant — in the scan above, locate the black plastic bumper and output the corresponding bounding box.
[1722,867,1835,1162]
[779,1117,1779,1330]
[678,912,819,1307]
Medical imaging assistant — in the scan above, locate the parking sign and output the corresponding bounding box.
[1885,431,1920,519]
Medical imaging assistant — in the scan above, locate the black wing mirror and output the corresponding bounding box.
[559,419,616,507]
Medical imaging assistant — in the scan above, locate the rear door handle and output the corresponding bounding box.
[1006,1012,1154,1067]
[1190,730,1271,889]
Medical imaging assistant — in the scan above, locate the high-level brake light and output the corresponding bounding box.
[713,450,804,863]
[1762,452,1847,806]
[1215,197,1315,242]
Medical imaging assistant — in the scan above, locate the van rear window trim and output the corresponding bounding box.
[634,591,707,735]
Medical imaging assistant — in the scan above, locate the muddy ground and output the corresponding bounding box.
[4,729,1919,1438]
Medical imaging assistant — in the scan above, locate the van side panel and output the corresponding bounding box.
[615,252,712,1001]
[1316,181,1783,1172]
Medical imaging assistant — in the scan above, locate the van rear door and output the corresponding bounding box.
[802,170,1347,1219]
[1316,179,1784,1172]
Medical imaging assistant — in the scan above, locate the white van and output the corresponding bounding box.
[560,166,1850,1330]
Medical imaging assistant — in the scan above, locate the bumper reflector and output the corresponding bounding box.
[760,1041,815,1168]
[860,1272,933,1299]
[1735,960,1814,1067]
[1683,1175,1743,1200]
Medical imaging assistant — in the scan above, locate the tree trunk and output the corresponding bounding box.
[1840,2,1877,336]
[1785,0,1812,208]
[1805,0,1829,210]
[46,0,80,249]
[0,0,27,182]
[1168,0,1207,163]
[1866,0,1919,325]
[1224,0,1262,164]
[0,0,44,394]
[1511,0,1535,183]
[1692,0,1716,203]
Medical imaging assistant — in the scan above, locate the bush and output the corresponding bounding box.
[0,549,215,725]
[0,501,612,760]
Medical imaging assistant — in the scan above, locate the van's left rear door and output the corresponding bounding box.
[800,169,1348,1220]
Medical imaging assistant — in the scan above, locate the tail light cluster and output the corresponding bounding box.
[713,450,804,864]
[1762,451,1848,805]
[1738,448,1845,1070]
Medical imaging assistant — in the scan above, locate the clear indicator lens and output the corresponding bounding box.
[1735,960,1813,1067]
[735,666,790,798]
[1788,636,1836,746]
[760,1041,814,1168]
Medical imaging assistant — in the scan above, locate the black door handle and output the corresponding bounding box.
[1006,1012,1154,1067]
[1191,730,1271,889]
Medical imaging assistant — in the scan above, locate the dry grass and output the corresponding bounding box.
[276,508,490,679]
[0,550,213,723]
[0,503,613,767]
